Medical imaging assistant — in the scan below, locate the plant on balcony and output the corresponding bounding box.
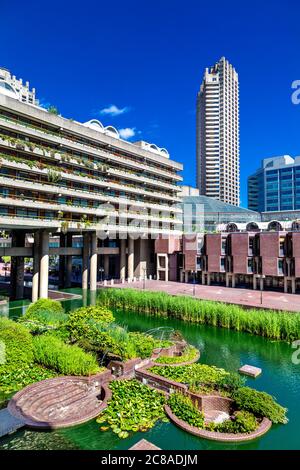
[47,169,61,184]
[61,220,69,233]
[47,105,59,115]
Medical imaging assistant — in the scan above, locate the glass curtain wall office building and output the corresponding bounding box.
[248,155,300,213]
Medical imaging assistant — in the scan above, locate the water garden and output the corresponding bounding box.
[0,287,299,450]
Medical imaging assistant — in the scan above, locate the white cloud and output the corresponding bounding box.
[119,127,136,139]
[99,104,130,116]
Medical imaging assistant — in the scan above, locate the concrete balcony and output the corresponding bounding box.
[0,116,182,181]
[0,175,182,214]
[0,214,183,236]
[0,157,181,204]
[0,193,182,225]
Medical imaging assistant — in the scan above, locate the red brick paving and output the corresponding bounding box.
[107,280,300,313]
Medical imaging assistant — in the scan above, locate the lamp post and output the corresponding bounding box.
[192,270,196,297]
[99,267,104,283]
[257,274,266,305]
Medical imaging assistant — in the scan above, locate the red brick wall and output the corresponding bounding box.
[231,233,249,255]
[155,235,181,254]
[206,234,221,255]
[183,235,197,271]
[232,256,248,274]
[260,233,279,257]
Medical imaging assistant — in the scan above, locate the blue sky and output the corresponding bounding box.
[1,0,300,207]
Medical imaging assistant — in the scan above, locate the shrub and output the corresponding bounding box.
[0,317,34,370]
[211,410,257,434]
[168,392,205,428]
[33,335,101,376]
[96,379,166,439]
[0,364,57,395]
[150,363,229,391]
[22,298,67,328]
[233,387,288,424]
[128,332,156,359]
[68,305,114,326]
[98,288,300,342]
[155,345,199,364]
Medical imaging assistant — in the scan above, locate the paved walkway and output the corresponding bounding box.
[0,408,24,438]
[108,280,300,312]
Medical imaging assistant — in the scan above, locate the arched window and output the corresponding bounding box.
[292,220,300,231]
[268,221,283,231]
[226,223,238,232]
[246,222,260,232]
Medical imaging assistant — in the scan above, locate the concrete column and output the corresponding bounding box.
[201,272,205,285]
[120,239,126,281]
[10,231,25,300]
[136,238,148,278]
[232,274,236,288]
[292,278,296,294]
[39,230,49,299]
[104,254,109,279]
[32,231,40,302]
[90,232,97,291]
[284,277,288,293]
[207,273,211,286]
[59,233,66,288]
[128,237,134,280]
[82,232,90,290]
[253,276,257,290]
[65,233,73,288]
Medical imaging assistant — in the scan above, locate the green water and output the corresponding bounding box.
[1,288,300,450]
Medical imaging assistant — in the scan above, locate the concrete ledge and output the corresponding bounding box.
[239,364,262,378]
[0,408,25,438]
[164,405,272,443]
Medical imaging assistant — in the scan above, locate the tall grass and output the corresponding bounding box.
[33,335,100,376]
[97,288,300,342]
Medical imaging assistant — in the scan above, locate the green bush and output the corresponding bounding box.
[96,379,166,439]
[98,288,300,342]
[0,317,34,370]
[68,305,114,326]
[233,387,288,424]
[211,410,257,434]
[150,363,230,391]
[0,364,57,395]
[33,335,101,376]
[22,298,67,328]
[155,345,199,364]
[128,332,156,359]
[168,392,205,428]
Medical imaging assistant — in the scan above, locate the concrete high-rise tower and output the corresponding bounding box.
[196,57,240,206]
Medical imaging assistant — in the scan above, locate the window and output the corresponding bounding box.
[279,237,285,256]
[221,238,226,254]
[220,257,225,271]
[278,259,284,275]
[247,258,253,273]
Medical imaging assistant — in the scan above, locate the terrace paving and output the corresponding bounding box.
[106,280,300,313]
[8,375,111,430]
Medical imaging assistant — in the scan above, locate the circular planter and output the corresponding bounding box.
[8,373,112,430]
[164,405,272,443]
[154,349,200,367]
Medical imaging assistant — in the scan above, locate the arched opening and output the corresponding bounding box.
[105,126,119,138]
[246,222,260,232]
[226,223,238,232]
[292,220,300,231]
[268,221,283,231]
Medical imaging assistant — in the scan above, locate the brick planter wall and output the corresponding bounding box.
[164,405,272,443]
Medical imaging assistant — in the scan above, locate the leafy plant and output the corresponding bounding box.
[68,305,115,326]
[233,387,288,424]
[155,345,199,364]
[168,392,205,428]
[0,317,34,370]
[96,379,166,438]
[0,363,57,395]
[209,410,258,434]
[33,335,101,376]
[21,298,67,328]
